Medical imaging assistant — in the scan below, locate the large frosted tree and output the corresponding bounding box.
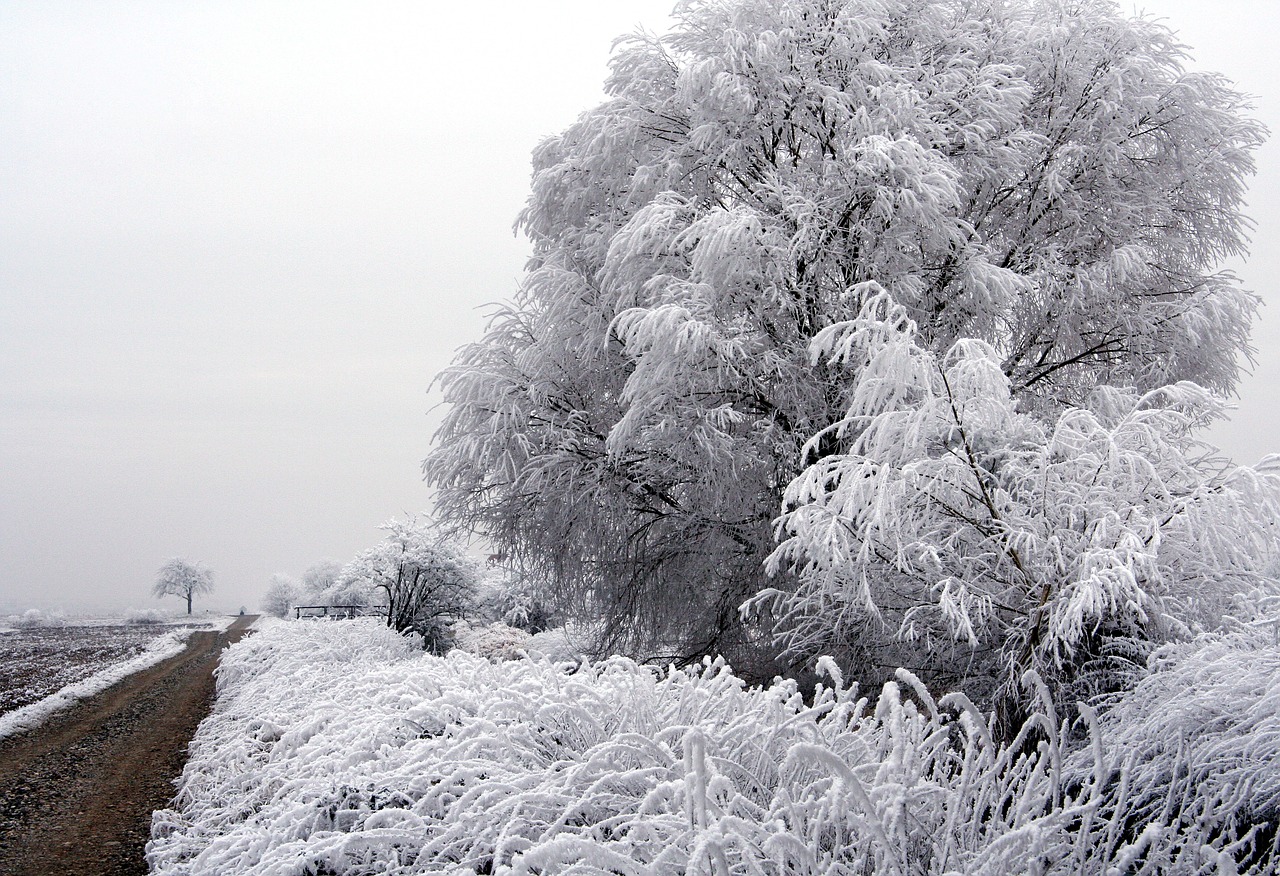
[426,0,1264,675]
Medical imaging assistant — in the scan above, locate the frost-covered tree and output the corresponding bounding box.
[260,573,300,619]
[426,0,1263,672]
[342,519,480,652]
[153,557,214,615]
[301,560,342,595]
[756,291,1280,722]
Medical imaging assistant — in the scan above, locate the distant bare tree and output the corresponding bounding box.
[153,557,214,615]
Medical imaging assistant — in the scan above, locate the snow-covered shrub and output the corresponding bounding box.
[474,568,559,634]
[451,620,531,661]
[314,563,380,613]
[338,519,478,649]
[11,608,67,628]
[260,573,300,619]
[125,608,170,625]
[147,619,1280,875]
[523,626,584,663]
[316,576,380,613]
[1062,601,1280,871]
[302,559,343,597]
[760,290,1280,725]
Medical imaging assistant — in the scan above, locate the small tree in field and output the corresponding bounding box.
[341,519,480,653]
[153,558,214,615]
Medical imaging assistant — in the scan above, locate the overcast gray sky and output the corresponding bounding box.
[2,1,1278,616]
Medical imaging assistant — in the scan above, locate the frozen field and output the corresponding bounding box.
[0,624,176,715]
[0,614,243,741]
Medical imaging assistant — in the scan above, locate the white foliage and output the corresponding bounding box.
[765,292,1280,710]
[261,574,300,619]
[451,620,531,662]
[523,626,585,663]
[1062,608,1280,871]
[126,608,172,625]
[473,567,559,634]
[338,519,479,647]
[148,619,1280,875]
[427,0,1264,669]
[302,560,343,596]
[11,608,67,628]
[154,557,215,614]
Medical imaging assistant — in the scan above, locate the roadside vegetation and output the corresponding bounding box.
[225,0,1280,871]
[150,617,1280,875]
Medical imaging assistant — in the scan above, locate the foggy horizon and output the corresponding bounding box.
[3,0,1279,617]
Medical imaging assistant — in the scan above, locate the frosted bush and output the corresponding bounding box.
[335,519,478,646]
[1062,613,1280,871]
[451,620,531,661]
[148,619,1280,874]
[764,289,1280,723]
[474,569,559,634]
[126,608,171,625]
[11,608,67,628]
[523,626,581,663]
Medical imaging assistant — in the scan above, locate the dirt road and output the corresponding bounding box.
[0,616,256,876]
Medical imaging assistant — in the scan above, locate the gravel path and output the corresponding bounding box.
[0,615,256,876]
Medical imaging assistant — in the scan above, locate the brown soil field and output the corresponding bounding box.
[0,622,213,715]
[0,615,256,876]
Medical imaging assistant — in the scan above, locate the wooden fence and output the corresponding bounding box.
[293,605,387,620]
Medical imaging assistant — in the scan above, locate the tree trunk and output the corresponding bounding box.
[187,591,192,615]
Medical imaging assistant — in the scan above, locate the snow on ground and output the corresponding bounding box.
[145,618,1280,875]
[205,614,241,631]
[0,625,205,740]
[0,609,237,631]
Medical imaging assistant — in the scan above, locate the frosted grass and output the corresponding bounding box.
[149,619,1279,875]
